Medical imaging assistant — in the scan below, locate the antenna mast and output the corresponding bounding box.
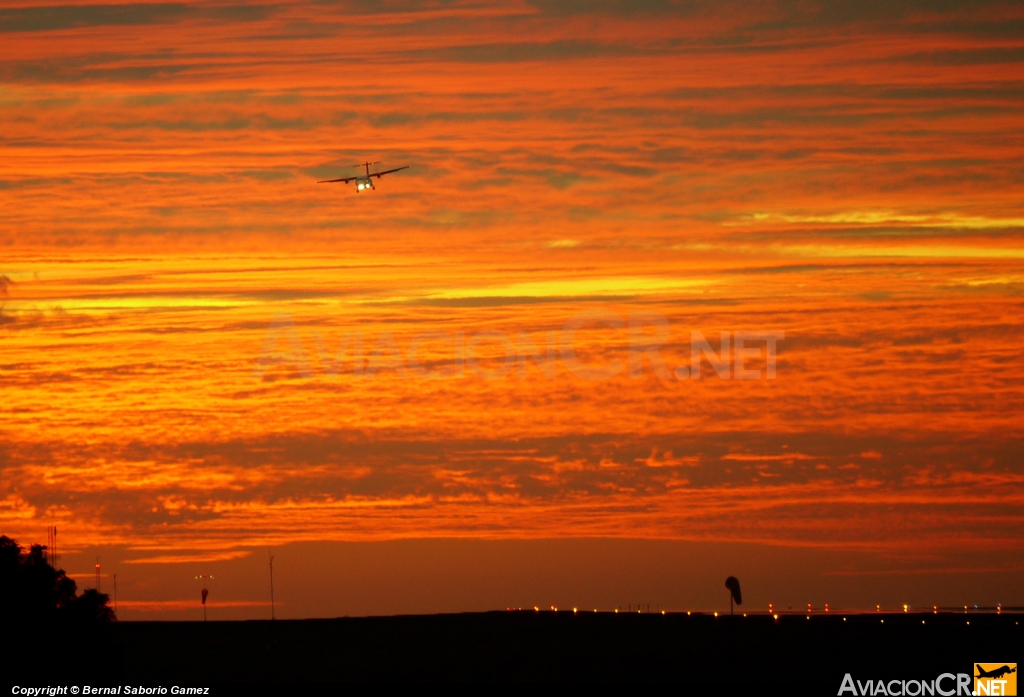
[269,550,276,620]
[46,526,58,567]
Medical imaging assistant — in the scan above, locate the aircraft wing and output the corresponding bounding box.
[316,176,357,184]
[370,165,410,178]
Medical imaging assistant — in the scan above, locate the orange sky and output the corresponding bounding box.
[1,0,1023,618]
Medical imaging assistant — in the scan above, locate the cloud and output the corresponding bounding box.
[729,211,1024,230]
[2,0,1024,571]
[124,550,252,564]
[0,3,276,33]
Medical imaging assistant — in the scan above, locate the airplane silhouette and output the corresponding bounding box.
[975,665,1016,680]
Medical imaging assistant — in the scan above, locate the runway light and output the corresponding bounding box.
[687,611,691,616]
[773,614,779,621]
[806,616,810,620]
[743,613,747,617]
[615,609,619,614]
[843,618,847,622]
[662,610,666,615]
[881,619,884,623]
[714,612,718,617]
[922,620,925,624]
[534,606,539,612]
[933,606,938,614]
[903,604,908,613]
[573,608,577,614]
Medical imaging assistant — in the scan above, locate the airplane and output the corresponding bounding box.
[316,161,410,192]
[975,665,1016,680]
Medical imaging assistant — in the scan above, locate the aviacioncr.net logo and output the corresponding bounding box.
[838,673,972,696]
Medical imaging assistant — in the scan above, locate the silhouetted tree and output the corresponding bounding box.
[0,535,112,624]
[2,535,119,680]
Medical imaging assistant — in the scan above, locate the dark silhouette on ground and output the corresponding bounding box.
[106,611,1017,685]
[2,539,1017,686]
[725,576,742,614]
[1,535,118,680]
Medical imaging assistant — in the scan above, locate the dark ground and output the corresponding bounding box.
[9,611,1019,690]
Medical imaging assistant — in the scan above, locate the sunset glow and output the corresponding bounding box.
[2,0,1022,618]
